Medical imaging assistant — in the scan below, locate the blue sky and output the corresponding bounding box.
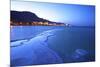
[11,1,95,26]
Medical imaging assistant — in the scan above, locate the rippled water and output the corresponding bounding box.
[10,26,65,41]
[10,26,95,66]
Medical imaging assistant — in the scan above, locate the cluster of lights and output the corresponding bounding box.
[10,21,66,26]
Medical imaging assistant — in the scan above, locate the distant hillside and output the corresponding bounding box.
[11,11,52,22]
[10,11,66,26]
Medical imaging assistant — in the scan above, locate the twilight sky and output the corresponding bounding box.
[11,0,95,26]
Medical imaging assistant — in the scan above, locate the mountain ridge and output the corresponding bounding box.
[10,11,66,26]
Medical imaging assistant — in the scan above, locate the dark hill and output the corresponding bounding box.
[11,11,51,22]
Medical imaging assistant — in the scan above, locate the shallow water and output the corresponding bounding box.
[10,26,65,41]
[10,26,95,66]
